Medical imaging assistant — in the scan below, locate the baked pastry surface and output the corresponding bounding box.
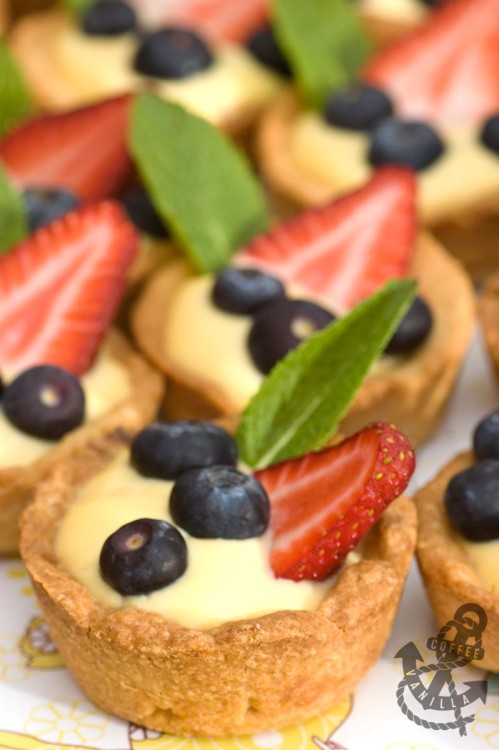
[0,329,164,556]
[131,232,475,445]
[415,450,499,672]
[20,439,416,736]
[479,272,499,383]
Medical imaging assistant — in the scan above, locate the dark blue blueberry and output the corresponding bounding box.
[248,298,335,374]
[134,27,214,79]
[99,518,187,595]
[384,296,433,355]
[131,420,238,480]
[445,460,499,541]
[170,465,270,539]
[3,365,85,440]
[212,267,286,315]
[368,117,445,171]
[323,83,393,131]
[245,24,291,78]
[23,187,81,232]
[473,410,499,460]
[81,0,137,36]
[480,114,499,155]
[81,0,138,36]
[120,186,169,238]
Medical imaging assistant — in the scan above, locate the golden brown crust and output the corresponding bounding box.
[415,451,499,672]
[20,439,416,735]
[8,9,277,137]
[0,329,164,556]
[478,272,499,383]
[0,0,8,34]
[256,89,499,276]
[131,232,475,445]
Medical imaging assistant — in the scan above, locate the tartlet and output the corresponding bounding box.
[132,231,475,446]
[415,451,499,672]
[0,328,164,556]
[8,7,283,136]
[20,429,416,736]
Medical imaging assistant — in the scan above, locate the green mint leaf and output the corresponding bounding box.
[0,162,28,254]
[129,94,270,273]
[272,0,372,108]
[236,279,417,469]
[0,39,35,138]
[61,0,95,15]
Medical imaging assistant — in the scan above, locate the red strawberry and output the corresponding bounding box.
[363,0,499,127]
[236,167,416,311]
[0,201,138,378]
[255,423,415,582]
[130,0,268,43]
[0,95,134,202]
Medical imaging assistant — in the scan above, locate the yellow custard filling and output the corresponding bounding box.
[0,348,131,467]
[47,19,283,122]
[290,116,499,224]
[164,275,398,412]
[56,451,332,629]
[462,538,499,595]
[359,0,427,24]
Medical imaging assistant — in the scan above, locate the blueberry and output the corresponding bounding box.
[368,117,445,171]
[81,0,138,36]
[119,186,169,238]
[131,420,238,480]
[384,296,433,355]
[99,518,187,595]
[248,298,335,374]
[23,187,81,232]
[445,460,499,541]
[170,465,270,539]
[323,83,393,131]
[212,267,286,315]
[480,114,499,155]
[245,24,292,78]
[3,366,85,440]
[473,410,499,460]
[134,27,214,79]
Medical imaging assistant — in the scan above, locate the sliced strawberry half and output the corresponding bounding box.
[0,201,138,379]
[128,0,268,43]
[362,0,499,127]
[237,167,416,311]
[255,423,415,582]
[0,95,134,202]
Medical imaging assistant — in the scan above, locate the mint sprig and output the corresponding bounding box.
[129,94,270,273]
[236,279,416,469]
[0,39,35,138]
[61,0,95,14]
[0,163,28,254]
[272,0,372,108]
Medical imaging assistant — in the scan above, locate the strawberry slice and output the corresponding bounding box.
[0,95,134,202]
[0,201,138,378]
[129,0,268,43]
[362,0,499,127]
[255,423,415,581]
[237,167,416,311]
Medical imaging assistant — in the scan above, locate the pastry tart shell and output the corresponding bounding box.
[478,271,499,384]
[256,89,499,278]
[415,451,499,672]
[8,9,277,138]
[131,231,475,446]
[20,442,416,736]
[0,329,164,556]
